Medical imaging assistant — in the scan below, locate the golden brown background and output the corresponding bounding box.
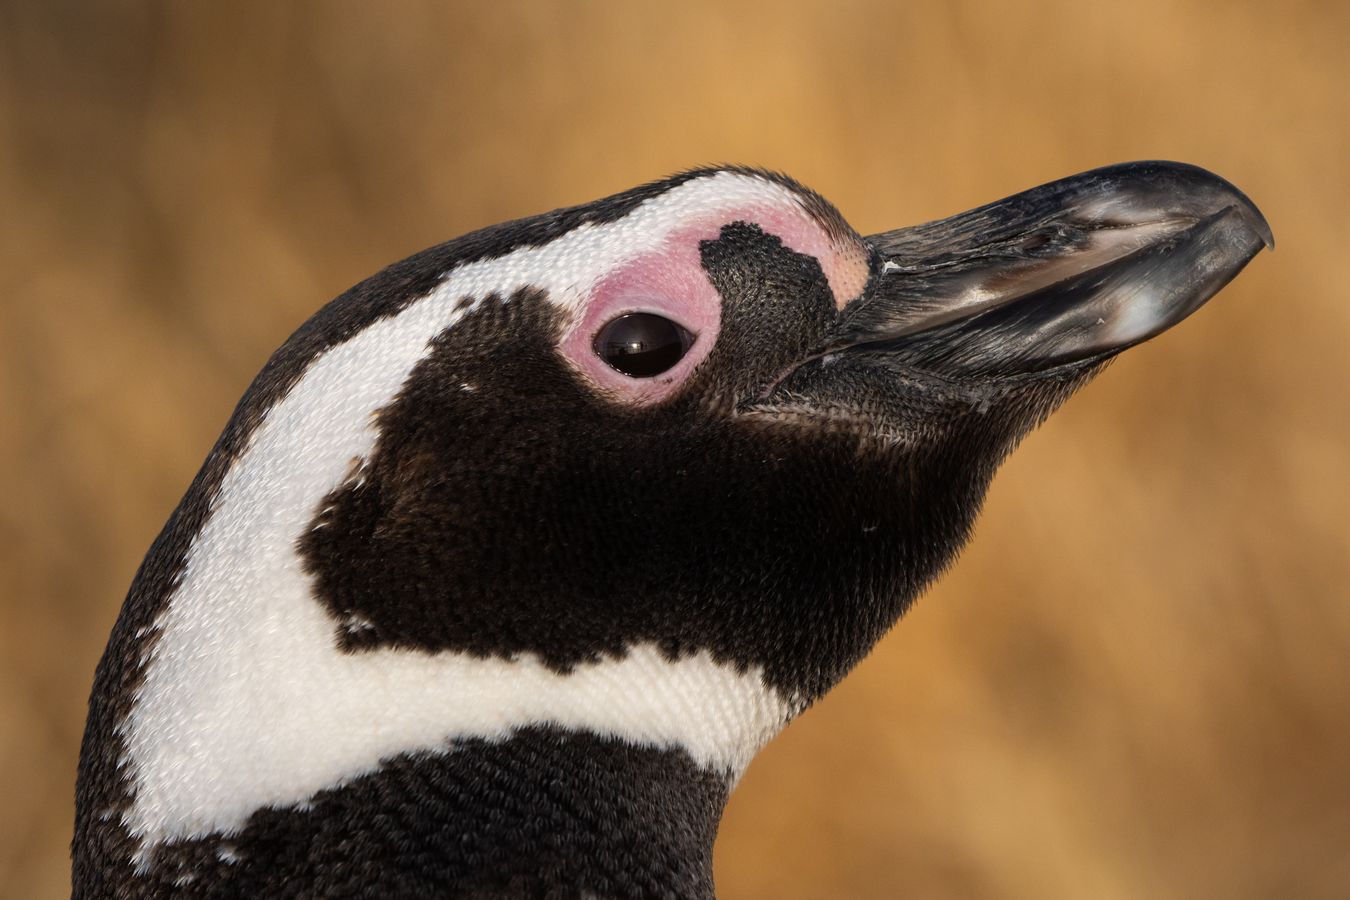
[3,1,1347,897]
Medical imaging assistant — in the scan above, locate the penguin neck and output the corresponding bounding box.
[137,727,731,897]
[388,729,730,896]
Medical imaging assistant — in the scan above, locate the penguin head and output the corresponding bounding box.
[297,162,1271,702]
[93,162,1270,866]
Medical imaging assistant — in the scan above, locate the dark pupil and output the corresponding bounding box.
[593,313,693,378]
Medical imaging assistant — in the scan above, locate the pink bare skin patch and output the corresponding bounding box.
[560,237,723,405]
[559,199,870,406]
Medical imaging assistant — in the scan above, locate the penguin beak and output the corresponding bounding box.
[828,161,1273,375]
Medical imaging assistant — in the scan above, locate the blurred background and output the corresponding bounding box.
[2,1,1347,897]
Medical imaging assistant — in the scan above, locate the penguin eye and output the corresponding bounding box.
[593,313,695,378]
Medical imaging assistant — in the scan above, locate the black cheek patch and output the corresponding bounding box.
[297,260,953,701]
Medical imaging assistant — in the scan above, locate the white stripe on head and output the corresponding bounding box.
[120,171,820,855]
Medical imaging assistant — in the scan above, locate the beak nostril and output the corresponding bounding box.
[1014,222,1094,257]
[1018,232,1052,252]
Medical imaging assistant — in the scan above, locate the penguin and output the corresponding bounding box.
[74,161,1271,898]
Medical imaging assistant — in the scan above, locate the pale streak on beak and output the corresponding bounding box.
[830,161,1272,374]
